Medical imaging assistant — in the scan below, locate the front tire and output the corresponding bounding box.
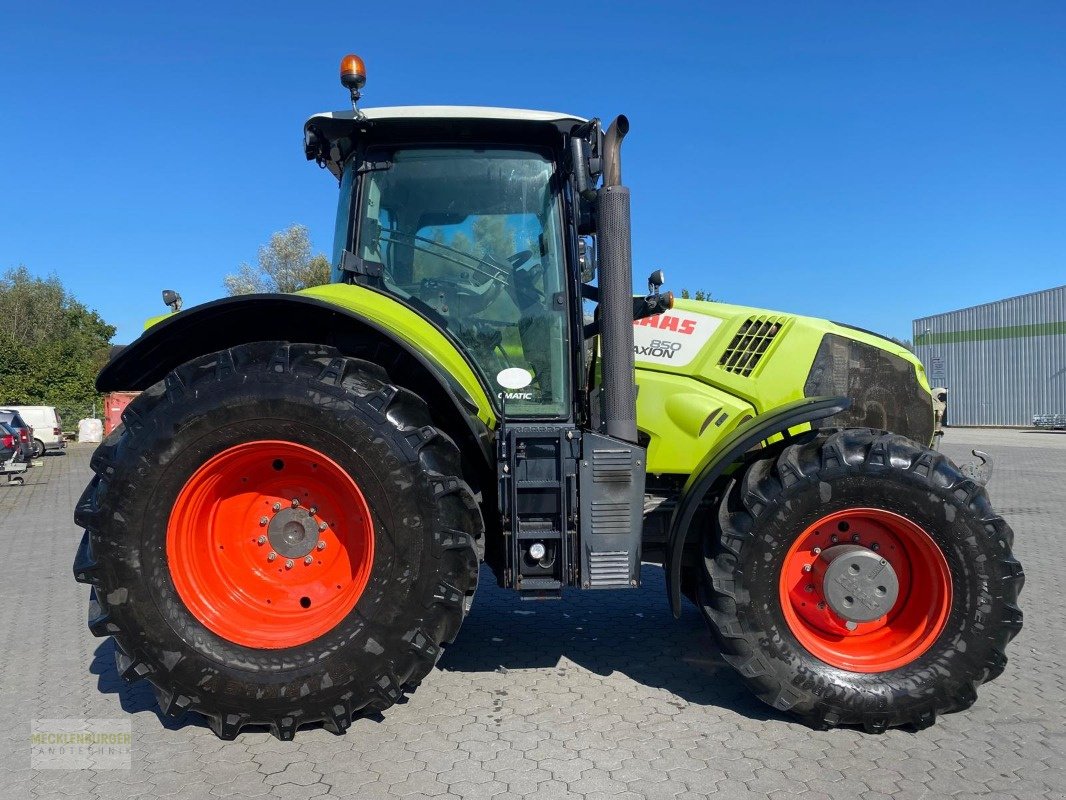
[73,342,482,739]
[700,428,1024,732]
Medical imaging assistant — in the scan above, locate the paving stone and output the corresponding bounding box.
[6,429,1062,799]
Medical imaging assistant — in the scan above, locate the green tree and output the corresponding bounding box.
[412,218,516,283]
[471,216,515,262]
[224,225,331,295]
[679,288,714,302]
[0,266,116,423]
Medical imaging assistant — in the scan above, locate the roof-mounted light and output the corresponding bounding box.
[340,54,367,116]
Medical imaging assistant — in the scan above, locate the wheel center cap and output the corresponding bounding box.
[815,544,900,622]
[267,507,319,559]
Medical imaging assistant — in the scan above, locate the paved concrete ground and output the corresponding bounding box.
[1,428,1062,799]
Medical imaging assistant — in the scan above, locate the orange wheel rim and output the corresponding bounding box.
[166,441,374,649]
[778,508,952,672]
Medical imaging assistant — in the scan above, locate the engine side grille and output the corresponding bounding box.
[587,551,631,587]
[718,316,786,376]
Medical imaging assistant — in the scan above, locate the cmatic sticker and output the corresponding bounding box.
[632,310,722,367]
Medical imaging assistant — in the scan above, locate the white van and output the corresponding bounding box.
[2,406,65,457]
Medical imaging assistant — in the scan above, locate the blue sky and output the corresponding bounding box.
[2,2,1063,344]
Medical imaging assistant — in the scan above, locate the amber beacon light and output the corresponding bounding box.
[340,54,366,88]
[340,54,367,115]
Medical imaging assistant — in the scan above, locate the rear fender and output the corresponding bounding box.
[664,396,850,617]
[98,293,495,476]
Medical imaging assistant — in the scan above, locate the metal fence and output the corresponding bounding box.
[913,285,1066,426]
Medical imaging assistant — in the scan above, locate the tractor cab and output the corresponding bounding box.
[304,54,663,444]
[304,107,586,419]
[305,83,653,598]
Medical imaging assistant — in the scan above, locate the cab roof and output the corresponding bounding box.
[304,106,587,177]
[306,105,586,127]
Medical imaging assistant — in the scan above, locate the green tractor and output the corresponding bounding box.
[73,55,1023,739]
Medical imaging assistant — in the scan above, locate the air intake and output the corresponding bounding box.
[718,316,786,376]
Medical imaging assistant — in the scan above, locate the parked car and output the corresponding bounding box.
[0,422,29,484]
[3,406,65,457]
[0,422,16,463]
[0,410,34,464]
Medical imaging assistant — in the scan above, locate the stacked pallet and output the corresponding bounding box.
[1032,414,1066,430]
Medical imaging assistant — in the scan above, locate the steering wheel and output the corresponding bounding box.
[420,272,504,316]
[508,249,534,269]
[424,249,538,316]
[510,249,547,309]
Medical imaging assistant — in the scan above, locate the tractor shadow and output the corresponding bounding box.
[91,639,211,733]
[89,565,783,732]
[440,564,784,724]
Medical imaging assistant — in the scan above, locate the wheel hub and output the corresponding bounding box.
[778,508,953,672]
[166,440,375,649]
[267,507,321,559]
[814,544,899,623]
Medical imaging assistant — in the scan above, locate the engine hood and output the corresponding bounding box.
[632,299,933,445]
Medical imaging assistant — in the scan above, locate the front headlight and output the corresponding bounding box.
[804,334,934,445]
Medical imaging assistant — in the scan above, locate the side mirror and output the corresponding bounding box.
[162,289,183,313]
[579,238,596,283]
[648,269,665,293]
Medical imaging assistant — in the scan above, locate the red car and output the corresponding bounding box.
[0,423,17,462]
[0,411,34,464]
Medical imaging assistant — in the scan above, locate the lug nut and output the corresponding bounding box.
[830,535,839,544]
[851,533,860,543]
[870,542,880,551]
[805,584,814,593]
[304,556,313,565]
[285,559,294,569]
[317,540,326,550]
[272,502,282,512]
[812,547,822,556]
[291,498,300,508]
[318,522,328,532]
[802,564,812,573]
[259,516,269,526]
[817,601,826,610]
[267,552,277,562]
[257,535,266,545]
[308,506,318,516]
[845,621,859,631]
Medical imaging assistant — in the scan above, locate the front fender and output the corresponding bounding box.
[664,395,850,617]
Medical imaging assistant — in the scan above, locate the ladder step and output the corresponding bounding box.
[517,577,562,590]
[517,529,562,541]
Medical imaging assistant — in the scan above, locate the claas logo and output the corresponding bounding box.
[634,315,697,335]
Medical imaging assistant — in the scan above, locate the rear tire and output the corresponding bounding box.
[31,438,44,458]
[699,428,1024,732]
[73,342,482,739]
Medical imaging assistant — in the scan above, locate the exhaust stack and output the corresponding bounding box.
[597,115,638,443]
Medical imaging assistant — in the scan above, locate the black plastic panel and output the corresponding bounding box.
[804,334,934,445]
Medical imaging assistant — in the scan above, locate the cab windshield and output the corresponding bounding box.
[344,146,570,417]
